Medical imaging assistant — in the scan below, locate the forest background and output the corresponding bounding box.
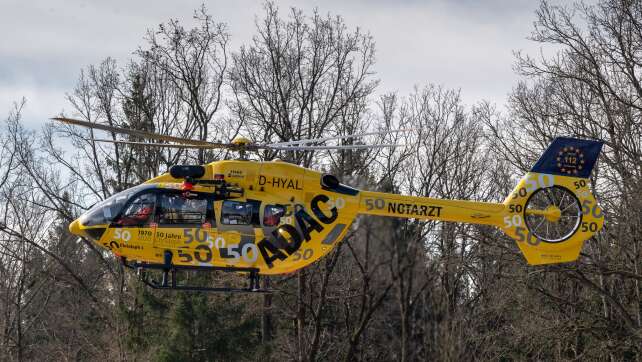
[0,1,641,361]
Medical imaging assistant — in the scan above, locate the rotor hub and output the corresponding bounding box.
[543,205,562,223]
[231,136,252,147]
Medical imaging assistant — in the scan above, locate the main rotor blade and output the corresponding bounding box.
[53,117,224,147]
[89,139,233,149]
[90,138,404,152]
[263,144,404,151]
[266,128,418,147]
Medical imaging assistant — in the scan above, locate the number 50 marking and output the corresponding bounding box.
[327,197,346,209]
[504,215,523,228]
[114,229,131,241]
[216,239,259,263]
[365,198,385,210]
[525,174,555,192]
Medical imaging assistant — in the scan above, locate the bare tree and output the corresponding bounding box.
[228,4,379,358]
[141,5,230,164]
[229,1,378,166]
[482,1,642,359]
[3,2,640,361]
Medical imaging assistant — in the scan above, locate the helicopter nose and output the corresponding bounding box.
[69,219,82,236]
[69,218,106,242]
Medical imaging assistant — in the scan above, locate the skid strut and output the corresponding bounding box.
[122,252,271,293]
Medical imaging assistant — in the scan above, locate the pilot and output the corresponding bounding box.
[264,205,284,227]
[118,205,153,226]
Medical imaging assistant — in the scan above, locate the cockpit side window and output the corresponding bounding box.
[114,192,156,227]
[158,192,211,226]
[221,200,261,226]
[263,204,286,227]
[80,185,152,227]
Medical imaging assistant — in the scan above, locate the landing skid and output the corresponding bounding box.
[122,258,271,293]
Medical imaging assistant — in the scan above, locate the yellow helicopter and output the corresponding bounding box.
[56,117,605,292]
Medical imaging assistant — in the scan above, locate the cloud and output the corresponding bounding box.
[0,0,546,129]
[314,0,542,105]
[0,85,68,124]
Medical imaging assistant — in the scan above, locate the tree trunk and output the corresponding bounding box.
[297,270,307,362]
[262,277,273,343]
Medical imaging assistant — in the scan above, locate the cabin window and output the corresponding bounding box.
[115,192,156,226]
[263,204,286,227]
[158,192,209,225]
[221,200,260,225]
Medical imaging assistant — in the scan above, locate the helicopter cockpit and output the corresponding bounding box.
[79,184,156,227]
[74,182,290,246]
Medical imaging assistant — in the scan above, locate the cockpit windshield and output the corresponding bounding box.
[79,185,155,226]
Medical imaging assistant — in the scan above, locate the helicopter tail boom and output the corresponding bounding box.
[358,190,504,225]
[357,137,604,265]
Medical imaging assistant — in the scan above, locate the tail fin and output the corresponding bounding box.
[503,137,604,265]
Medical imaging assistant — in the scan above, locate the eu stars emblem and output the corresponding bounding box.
[556,146,585,175]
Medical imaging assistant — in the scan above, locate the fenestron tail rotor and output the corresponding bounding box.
[53,117,410,152]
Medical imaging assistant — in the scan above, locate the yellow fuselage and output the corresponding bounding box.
[69,159,604,274]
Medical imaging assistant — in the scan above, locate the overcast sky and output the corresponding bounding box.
[0,0,548,129]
